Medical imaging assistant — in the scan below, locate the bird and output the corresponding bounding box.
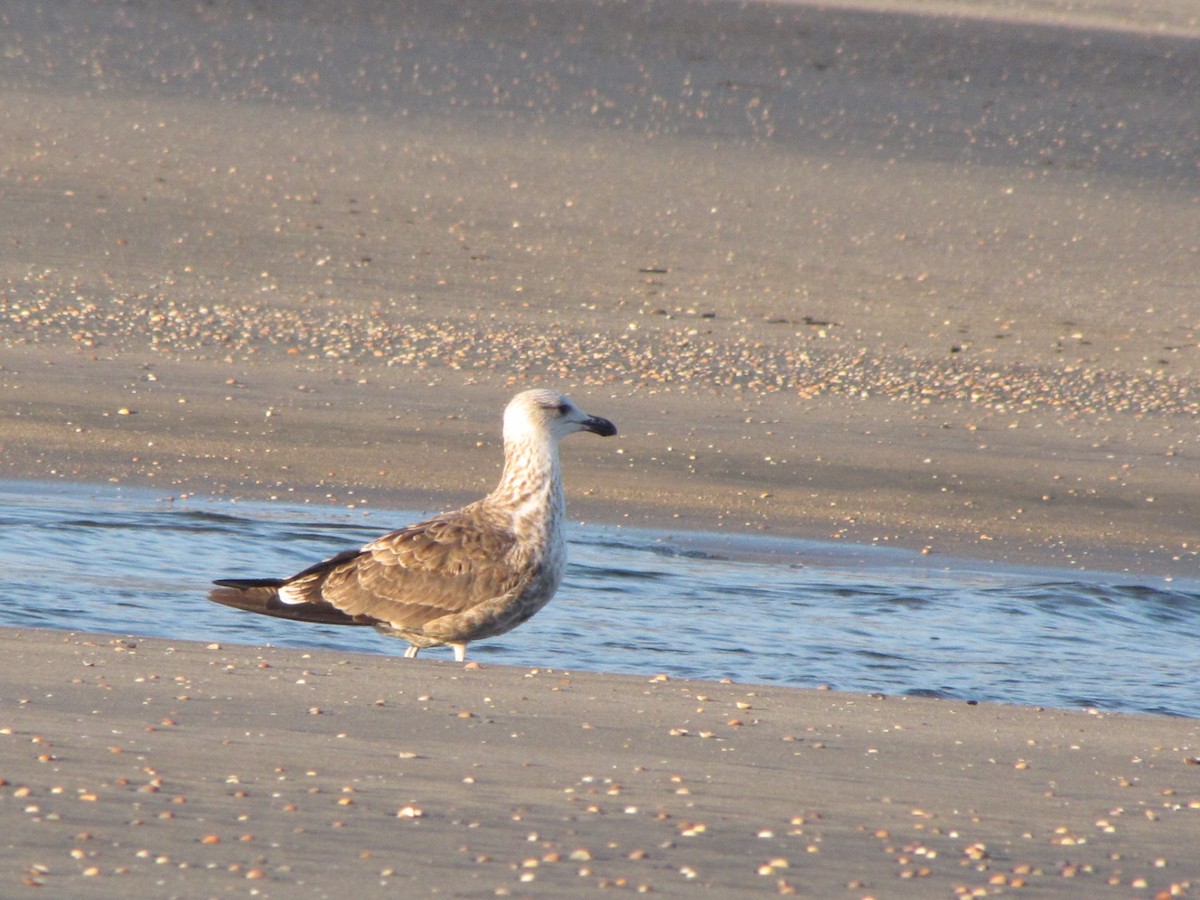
[208,389,617,661]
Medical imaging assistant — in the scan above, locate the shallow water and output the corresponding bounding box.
[2,479,1198,718]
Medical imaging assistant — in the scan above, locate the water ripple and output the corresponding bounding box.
[1,479,1198,717]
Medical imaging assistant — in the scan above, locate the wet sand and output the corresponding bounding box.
[1,0,1199,895]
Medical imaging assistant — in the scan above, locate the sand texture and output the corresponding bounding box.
[1,0,1199,572]
[1,0,1199,895]
[3,628,1199,897]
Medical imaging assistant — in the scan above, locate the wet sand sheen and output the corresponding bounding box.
[3,627,1198,897]
[5,345,1200,578]
[4,478,1200,717]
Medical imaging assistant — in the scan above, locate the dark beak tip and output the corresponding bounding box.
[587,417,617,437]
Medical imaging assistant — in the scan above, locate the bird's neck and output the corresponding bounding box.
[490,436,564,538]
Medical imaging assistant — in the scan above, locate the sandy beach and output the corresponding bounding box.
[3,627,1198,897]
[2,0,1199,572]
[1,0,1199,895]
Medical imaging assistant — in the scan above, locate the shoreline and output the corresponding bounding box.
[4,344,1199,580]
[3,468,1197,590]
[5,473,1198,723]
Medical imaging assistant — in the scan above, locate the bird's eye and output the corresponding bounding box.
[555,402,570,415]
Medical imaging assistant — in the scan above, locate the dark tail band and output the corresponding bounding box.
[208,580,373,627]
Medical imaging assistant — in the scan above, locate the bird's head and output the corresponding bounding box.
[503,389,617,444]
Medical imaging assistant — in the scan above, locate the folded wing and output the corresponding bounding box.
[209,504,523,632]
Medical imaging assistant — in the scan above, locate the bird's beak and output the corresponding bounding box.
[582,415,617,437]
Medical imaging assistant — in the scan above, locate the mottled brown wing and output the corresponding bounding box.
[284,504,523,630]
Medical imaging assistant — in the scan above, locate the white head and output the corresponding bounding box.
[502,389,617,445]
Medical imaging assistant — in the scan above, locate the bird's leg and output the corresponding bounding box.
[451,643,467,663]
[403,645,420,659]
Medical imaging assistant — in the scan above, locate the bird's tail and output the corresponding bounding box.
[209,578,371,626]
[210,578,285,610]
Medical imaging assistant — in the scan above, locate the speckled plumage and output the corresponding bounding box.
[208,389,616,661]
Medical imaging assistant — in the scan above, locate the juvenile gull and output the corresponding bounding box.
[208,389,616,661]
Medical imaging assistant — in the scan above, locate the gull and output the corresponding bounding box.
[208,389,616,661]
